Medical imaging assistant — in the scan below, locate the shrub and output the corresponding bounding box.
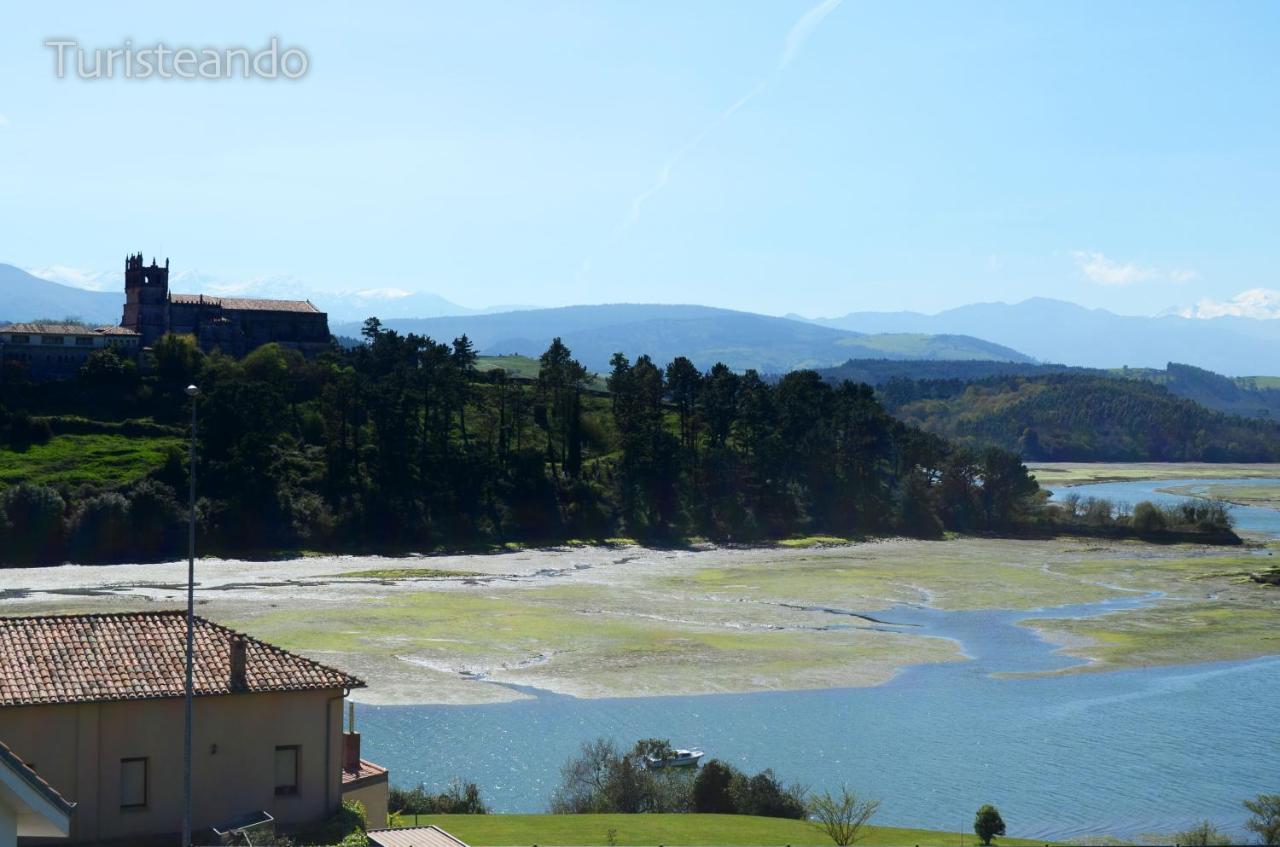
[810,785,881,846]
[7,410,53,447]
[730,768,807,819]
[0,483,66,564]
[390,779,488,815]
[1131,501,1168,535]
[68,493,133,561]
[692,759,736,813]
[974,804,1006,845]
[1245,794,1280,846]
[79,347,139,386]
[292,799,367,845]
[1173,820,1230,846]
[127,480,185,558]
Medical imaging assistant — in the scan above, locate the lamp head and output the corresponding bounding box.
[185,384,200,397]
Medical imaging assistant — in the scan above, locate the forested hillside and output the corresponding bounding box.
[1112,362,1280,420]
[819,359,1280,423]
[878,374,1280,461]
[0,323,1042,565]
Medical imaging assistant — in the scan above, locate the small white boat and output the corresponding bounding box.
[646,748,704,769]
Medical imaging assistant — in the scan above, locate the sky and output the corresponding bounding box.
[1,1,1278,318]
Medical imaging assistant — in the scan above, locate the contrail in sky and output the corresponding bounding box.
[780,0,843,69]
[580,0,845,276]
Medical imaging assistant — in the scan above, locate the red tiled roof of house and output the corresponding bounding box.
[0,611,364,707]
[342,758,389,785]
[0,737,75,815]
[169,293,321,314]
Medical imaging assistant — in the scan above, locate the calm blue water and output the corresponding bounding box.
[1048,476,1280,536]
[359,477,1280,840]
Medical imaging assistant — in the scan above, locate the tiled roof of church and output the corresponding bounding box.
[169,293,321,314]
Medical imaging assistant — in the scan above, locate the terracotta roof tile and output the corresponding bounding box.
[219,297,322,314]
[0,611,363,707]
[343,758,389,784]
[4,323,137,336]
[169,293,321,314]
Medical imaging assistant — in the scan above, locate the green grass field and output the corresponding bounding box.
[388,813,1050,846]
[0,433,179,489]
[476,354,544,379]
[475,355,610,391]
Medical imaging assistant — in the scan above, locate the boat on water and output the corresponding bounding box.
[646,748,704,769]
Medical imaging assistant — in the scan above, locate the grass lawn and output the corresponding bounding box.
[387,813,1049,846]
[0,433,180,489]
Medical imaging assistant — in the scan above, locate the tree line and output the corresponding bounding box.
[1,323,1056,565]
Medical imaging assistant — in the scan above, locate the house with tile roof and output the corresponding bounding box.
[0,611,387,845]
[0,323,140,382]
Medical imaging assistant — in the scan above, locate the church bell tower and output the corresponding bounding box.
[121,253,170,347]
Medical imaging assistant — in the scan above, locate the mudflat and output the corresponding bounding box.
[2,535,1275,705]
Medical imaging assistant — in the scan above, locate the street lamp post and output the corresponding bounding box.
[182,383,200,847]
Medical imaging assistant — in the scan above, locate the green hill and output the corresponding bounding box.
[878,373,1280,462]
[1110,362,1280,419]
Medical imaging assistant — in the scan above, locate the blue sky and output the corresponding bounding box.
[1,1,1277,318]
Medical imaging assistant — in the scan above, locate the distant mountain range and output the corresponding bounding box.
[800,298,1280,376]
[0,264,122,325]
[332,305,1031,373]
[16,258,1280,378]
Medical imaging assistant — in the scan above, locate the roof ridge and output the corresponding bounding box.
[1,609,192,622]
[0,609,190,622]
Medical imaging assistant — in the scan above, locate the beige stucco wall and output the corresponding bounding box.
[0,689,345,844]
[342,779,389,830]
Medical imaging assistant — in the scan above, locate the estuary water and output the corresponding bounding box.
[1050,476,1280,536]
[359,478,1280,840]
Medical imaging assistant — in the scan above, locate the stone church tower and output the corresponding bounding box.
[121,253,170,347]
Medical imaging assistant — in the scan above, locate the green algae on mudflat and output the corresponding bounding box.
[1027,461,1280,488]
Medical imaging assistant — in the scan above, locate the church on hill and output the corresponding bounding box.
[122,253,331,356]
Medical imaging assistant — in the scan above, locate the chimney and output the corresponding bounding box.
[343,702,361,772]
[229,634,247,692]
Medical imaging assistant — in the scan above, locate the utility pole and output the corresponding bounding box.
[182,383,200,847]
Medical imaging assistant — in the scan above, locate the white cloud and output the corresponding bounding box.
[1179,288,1280,320]
[1071,251,1196,286]
[24,264,120,291]
[0,113,9,127]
